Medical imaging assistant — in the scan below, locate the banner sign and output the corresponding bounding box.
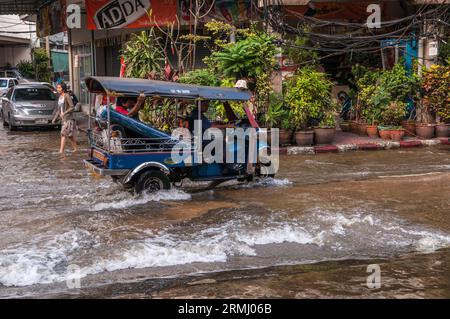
[178,0,251,24]
[288,1,386,21]
[86,0,177,30]
[37,0,67,37]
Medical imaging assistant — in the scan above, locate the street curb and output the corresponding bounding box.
[284,138,449,155]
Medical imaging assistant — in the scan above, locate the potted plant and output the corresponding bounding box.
[361,103,382,138]
[314,110,336,144]
[352,65,380,136]
[286,67,333,146]
[422,64,450,138]
[381,101,407,141]
[401,117,416,137]
[264,96,292,145]
[340,120,351,132]
[436,107,450,137]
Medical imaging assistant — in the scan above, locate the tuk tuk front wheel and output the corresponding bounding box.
[134,170,171,194]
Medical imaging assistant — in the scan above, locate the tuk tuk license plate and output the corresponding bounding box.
[35,119,48,124]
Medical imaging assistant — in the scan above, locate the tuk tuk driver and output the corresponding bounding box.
[188,100,234,134]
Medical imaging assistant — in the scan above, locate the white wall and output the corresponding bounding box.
[0,46,31,66]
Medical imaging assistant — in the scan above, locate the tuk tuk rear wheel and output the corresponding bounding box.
[134,170,171,194]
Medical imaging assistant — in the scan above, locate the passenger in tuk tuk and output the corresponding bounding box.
[115,94,146,120]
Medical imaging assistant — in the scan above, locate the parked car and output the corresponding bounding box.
[0,78,19,96]
[28,81,57,94]
[1,84,59,131]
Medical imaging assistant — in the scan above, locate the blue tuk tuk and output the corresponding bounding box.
[83,76,275,193]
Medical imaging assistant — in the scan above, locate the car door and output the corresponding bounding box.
[1,88,13,119]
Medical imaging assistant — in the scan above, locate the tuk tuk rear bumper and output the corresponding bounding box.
[83,159,130,176]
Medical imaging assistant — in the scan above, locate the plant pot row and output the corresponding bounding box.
[275,128,336,146]
[342,121,449,139]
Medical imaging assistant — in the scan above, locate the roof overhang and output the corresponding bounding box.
[0,0,55,15]
[85,77,252,101]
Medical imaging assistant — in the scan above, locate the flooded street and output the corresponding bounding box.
[0,127,449,298]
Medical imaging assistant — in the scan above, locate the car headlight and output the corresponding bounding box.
[13,107,24,115]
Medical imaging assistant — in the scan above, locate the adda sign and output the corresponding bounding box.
[94,0,150,29]
[86,0,177,30]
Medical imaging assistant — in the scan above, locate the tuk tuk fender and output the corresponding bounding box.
[123,162,170,185]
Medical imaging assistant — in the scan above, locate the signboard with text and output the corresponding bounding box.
[85,0,177,30]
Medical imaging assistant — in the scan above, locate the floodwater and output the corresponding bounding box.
[0,126,449,298]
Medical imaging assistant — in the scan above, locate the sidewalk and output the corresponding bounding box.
[284,131,450,155]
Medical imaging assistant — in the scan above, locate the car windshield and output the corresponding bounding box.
[14,88,56,101]
[0,80,7,88]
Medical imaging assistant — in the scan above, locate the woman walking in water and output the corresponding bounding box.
[52,82,78,153]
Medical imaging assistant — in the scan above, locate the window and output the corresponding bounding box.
[0,79,7,88]
[13,88,56,101]
[8,80,14,88]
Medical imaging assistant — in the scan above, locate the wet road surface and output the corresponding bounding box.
[0,126,449,298]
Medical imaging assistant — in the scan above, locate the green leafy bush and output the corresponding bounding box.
[16,60,34,79]
[121,30,164,79]
[33,48,51,82]
[178,69,219,86]
[285,67,333,130]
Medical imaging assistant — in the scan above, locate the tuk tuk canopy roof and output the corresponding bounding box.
[85,76,252,101]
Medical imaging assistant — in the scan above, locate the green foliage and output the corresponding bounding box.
[33,48,51,82]
[421,64,450,123]
[208,30,277,101]
[438,41,450,65]
[16,60,34,79]
[140,98,176,132]
[319,110,336,127]
[284,33,319,66]
[121,30,164,79]
[353,63,417,126]
[211,32,276,79]
[285,67,333,130]
[178,69,219,86]
[264,94,290,129]
[381,101,407,126]
[214,77,246,121]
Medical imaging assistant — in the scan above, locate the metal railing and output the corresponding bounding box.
[88,130,197,154]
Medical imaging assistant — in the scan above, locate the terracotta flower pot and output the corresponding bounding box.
[415,124,435,139]
[313,127,336,145]
[390,129,405,141]
[435,124,450,138]
[350,121,358,133]
[378,127,391,140]
[295,131,314,146]
[401,121,416,137]
[340,122,350,132]
[357,122,367,136]
[366,125,378,138]
[279,129,292,145]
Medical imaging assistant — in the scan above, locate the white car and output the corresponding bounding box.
[0,78,19,97]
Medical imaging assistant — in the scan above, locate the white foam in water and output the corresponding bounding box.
[237,177,293,188]
[2,210,450,287]
[90,189,191,211]
[0,229,92,287]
